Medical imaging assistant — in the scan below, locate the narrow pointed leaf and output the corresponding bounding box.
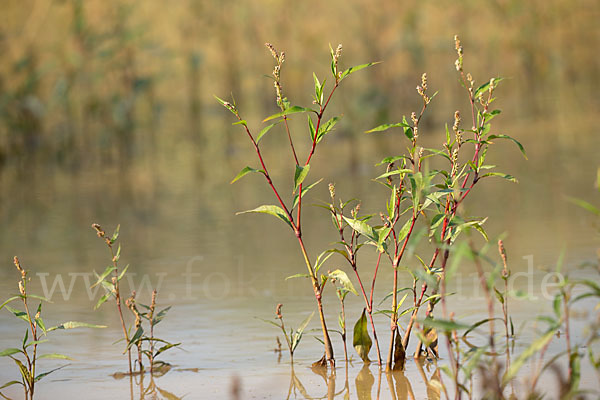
[236,205,293,229]
[231,166,265,184]
[263,106,315,122]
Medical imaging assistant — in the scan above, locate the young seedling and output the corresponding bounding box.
[0,257,105,400]
[260,304,314,364]
[127,289,180,375]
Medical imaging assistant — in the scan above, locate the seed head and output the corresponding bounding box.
[421,73,428,91]
[92,223,105,238]
[498,240,509,277]
[14,256,26,279]
[335,44,343,60]
[265,43,278,60]
[276,303,283,319]
[328,183,335,199]
[410,112,418,126]
[19,281,25,296]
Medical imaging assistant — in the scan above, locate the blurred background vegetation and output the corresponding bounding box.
[0,0,599,284]
[1,0,598,168]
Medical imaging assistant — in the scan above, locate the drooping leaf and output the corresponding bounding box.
[487,134,527,159]
[0,348,22,357]
[479,172,518,183]
[393,331,406,370]
[0,380,23,389]
[353,309,372,362]
[236,205,293,229]
[293,164,310,193]
[0,296,20,311]
[5,306,29,323]
[230,166,265,184]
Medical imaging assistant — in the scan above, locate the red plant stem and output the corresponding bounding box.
[283,116,299,166]
[109,244,132,374]
[386,215,417,370]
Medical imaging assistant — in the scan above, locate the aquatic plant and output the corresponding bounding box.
[91,223,133,373]
[0,257,105,400]
[125,289,180,374]
[91,223,179,375]
[260,304,313,364]
[219,43,377,367]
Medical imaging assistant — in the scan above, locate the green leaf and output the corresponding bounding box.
[376,169,414,180]
[34,365,66,383]
[214,95,238,115]
[154,342,181,358]
[291,311,314,352]
[328,270,358,295]
[479,172,518,183]
[420,317,469,333]
[293,164,310,193]
[488,134,527,159]
[0,380,23,389]
[256,122,280,144]
[230,166,265,184]
[316,116,341,143]
[342,216,378,242]
[236,205,293,229]
[94,291,112,310]
[474,77,504,99]
[91,265,116,288]
[5,306,29,323]
[126,327,144,350]
[153,306,172,325]
[567,197,600,216]
[0,348,22,357]
[263,106,315,122]
[47,321,106,332]
[0,296,20,311]
[117,264,129,281]
[365,122,410,134]
[553,294,562,318]
[353,309,372,362]
[285,273,311,280]
[37,353,72,360]
[292,179,323,210]
[339,62,380,82]
[111,225,120,244]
